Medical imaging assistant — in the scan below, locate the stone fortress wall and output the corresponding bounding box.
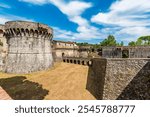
[102,46,150,58]
[52,40,90,61]
[52,40,79,61]
[0,21,54,73]
[86,58,150,100]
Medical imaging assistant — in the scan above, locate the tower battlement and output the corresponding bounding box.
[5,21,53,39]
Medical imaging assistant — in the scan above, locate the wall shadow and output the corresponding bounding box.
[0,76,49,100]
[86,59,107,100]
[117,61,150,100]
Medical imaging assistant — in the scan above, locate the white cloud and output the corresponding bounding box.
[19,0,49,5]
[48,0,106,41]
[20,0,105,41]
[53,25,108,41]
[91,0,150,43]
[118,27,150,36]
[0,14,34,24]
[50,0,92,17]
[0,3,11,9]
[91,0,150,27]
[53,27,76,40]
[19,0,92,20]
[18,0,150,44]
[19,0,102,41]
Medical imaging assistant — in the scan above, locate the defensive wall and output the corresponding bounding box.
[102,46,150,58]
[86,58,150,100]
[52,40,79,61]
[52,40,90,61]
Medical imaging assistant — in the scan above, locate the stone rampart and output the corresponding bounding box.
[86,58,150,99]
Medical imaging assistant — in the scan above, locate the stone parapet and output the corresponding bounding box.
[5,21,53,39]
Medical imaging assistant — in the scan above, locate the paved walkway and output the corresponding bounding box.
[0,87,12,100]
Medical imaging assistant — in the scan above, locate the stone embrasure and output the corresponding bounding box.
[3,21,54,74]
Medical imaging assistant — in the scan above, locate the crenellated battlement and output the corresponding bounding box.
[5,21,53,39]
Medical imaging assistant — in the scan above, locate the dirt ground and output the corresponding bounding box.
[0,62,95,100]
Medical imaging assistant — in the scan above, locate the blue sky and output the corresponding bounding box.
[0,0,150,45]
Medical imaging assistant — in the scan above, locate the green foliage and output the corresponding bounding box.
[120,41,124,46]
[128,35,150,46]
[77,35,124,48]
[100,35,123,46]
[116,41,124,46]
[100,35,117,46]
[128,41,136,46]
[0,41,3,46]
[136,38,143,45]
[138,36,150,45]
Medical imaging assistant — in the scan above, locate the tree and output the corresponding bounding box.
[120,41,124,46]
[138,36,150,45]
[128,35,150,46]
[76,42,90,46]
[136,38,143,45]
[128,41,136,46]
[117,41,124,46]
[100,35,117,46]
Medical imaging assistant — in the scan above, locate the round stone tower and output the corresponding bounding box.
[0,25,5,48]
[0,24,5,49]
[0,25,5,71]
[0,25,8,71]
[4,21,53,73]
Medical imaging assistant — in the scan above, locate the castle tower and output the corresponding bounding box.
[4,21,53,73]
[0,25,5,50]
[0,25,7,71]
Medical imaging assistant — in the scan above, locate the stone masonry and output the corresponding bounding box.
[1,21,54,74]
[86,58,150,100]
